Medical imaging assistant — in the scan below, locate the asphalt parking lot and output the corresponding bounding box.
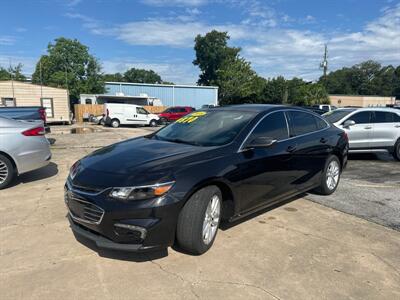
[1,124,399,300]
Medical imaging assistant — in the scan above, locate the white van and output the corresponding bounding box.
[104,103,160,128]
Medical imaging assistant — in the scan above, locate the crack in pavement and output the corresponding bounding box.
[148,258,281,299]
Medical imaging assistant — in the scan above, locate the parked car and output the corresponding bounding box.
[302,106,327,115]
[0,116,51,189]
[65,105,348,255]
[313,104,337,112]
[88,114,105,125]
[201,104,217,109]
[103,103,159,128]
[0,106,50,133]
[158,106,195,124]
[323,107,400,160]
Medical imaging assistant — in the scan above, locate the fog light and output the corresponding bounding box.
[114,223,147,239]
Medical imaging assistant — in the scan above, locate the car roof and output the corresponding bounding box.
[213,104,286,112]
[345,107,400,113]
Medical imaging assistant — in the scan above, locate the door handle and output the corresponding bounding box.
[320,138,328,144]
[364,126,372,129]
[395,125,400,128]
[286,145,297,153]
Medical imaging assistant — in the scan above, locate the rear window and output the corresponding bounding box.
[323,110,354,123]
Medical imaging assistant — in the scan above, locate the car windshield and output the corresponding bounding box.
[323,109,354,123]
[154,110,255,146]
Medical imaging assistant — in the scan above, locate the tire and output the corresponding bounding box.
[176,186,222,255]
[393,140,400,161]
[149,119,158,127]
[314,155,341,195]
[160,117,168,125]
[0,154,15,190]
[111,119,120,128]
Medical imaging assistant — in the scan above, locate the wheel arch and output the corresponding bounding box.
[182,178,236,221]
[0,151,18,174]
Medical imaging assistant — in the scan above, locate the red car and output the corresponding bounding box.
[159,106,195,123]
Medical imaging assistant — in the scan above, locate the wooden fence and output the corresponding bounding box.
[74,104,167,123]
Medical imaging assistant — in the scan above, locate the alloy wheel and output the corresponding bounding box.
[202,194,221,245]
[326,160,340,190]
[0,160,9,185]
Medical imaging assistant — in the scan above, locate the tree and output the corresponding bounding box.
[263,76,288,104]
[102,73,124,82]
[321,60,399,98]
[193,30,240,85]
[32,37,105,100]
[216,58,266,104]
[123,68,162,84]
[0,64,26,81]
[294,83,329,106]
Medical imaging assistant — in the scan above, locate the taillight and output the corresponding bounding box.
[39,108,46,123]
[343,132,349,142]
[22,126,45,136]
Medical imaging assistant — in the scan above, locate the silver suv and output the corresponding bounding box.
[324,107,400,161]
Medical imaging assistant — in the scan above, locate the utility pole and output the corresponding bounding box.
[9,58,15,101]
[39,60,43,98]
[320,44,328,84]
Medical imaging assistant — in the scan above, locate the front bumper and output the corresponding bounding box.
[65,180,182,252]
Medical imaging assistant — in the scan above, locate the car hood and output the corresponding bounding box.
[71,137,208,188]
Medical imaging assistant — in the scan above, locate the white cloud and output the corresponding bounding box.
[102,58,199,84]
[0,36,16,46]
[66,0,82,7]
[66,2,400,82]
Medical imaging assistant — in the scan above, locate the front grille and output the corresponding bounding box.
[66,194,105,224]
[69,181,104,194]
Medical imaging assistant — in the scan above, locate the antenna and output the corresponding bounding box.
[320,44,328,83]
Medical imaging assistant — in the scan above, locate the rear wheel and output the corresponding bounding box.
[314,155,341,195]
[176,186,222,255]
[0,154,15,190]
[111,119,120,128]
[393,140,400,161]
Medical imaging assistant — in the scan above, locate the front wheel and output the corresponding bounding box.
[393,140,400,161]
[176,186,222,255]
[149,119,158,127]
[0,154,15,190]
[314,155,341,195]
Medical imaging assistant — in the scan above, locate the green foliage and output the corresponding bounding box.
[32,37,105,100]
[123,68,162,84]
[194,30,330,106]
[0,64,26,81]
[193,30,240,86]
[321,60,400,98]
[216,58,265,104]
[103,68,170,84]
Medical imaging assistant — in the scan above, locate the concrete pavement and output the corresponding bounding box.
[1,125,399,300]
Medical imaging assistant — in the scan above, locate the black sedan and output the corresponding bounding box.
[65,105,348,255]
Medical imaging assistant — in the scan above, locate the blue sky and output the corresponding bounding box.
[1,0,399,84]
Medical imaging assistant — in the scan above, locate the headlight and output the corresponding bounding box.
[109,181,175,201]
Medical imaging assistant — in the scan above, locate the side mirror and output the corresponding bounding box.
[343,120,356,128]
[246,137,277,149]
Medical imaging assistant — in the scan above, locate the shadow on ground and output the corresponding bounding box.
[9,162,58,187]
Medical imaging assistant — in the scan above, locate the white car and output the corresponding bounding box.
[313,104,337,112]
[0,116,51,189]
[104,103,160,128]
[323,107,400,160]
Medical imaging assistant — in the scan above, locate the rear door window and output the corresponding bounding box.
[287,111,319,136]
[374,111,400,123]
